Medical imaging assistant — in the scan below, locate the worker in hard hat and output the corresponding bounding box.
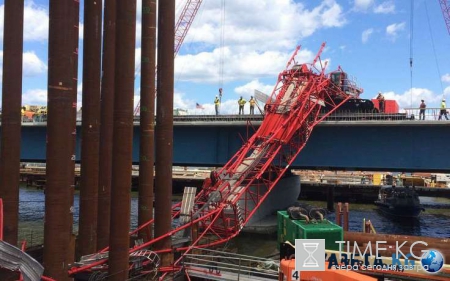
[377,92,385,113]
[439,98,449,120]
[238,96,246,115]
[419,99,426,120]
[214,95,220,116]
[249,96,256,115]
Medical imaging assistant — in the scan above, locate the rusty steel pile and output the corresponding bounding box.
[0,0,175,280]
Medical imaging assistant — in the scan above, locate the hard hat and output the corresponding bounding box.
[378,91,382,94]
[443,99,446,101]
[216,95,218,98]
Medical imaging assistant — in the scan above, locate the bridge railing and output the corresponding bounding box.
[9,109,450,124]
[183,247,279,280]
[404,107,450,121]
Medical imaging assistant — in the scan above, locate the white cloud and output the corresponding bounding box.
[361,28,374,43]
[22,88,47,105]
[353,0,374,12]
[135,48,141,77]
[0,51,46,82]
[374,1,395,14]
[442,73,450,83]
[23,51,47,76]
[379,88,441,109]
[234,79,274,100]
[23,1,49,42]
[0,51,2,83]
[0,1,49,42]
[386,22,405,40]
[173,0,345,83]
[1,2,84,42]
[175,47,316,84]
[445,86,450,96]
[186,1,345,49]
[79,23,84,40]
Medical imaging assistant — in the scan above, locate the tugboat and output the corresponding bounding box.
[374,184,424,218]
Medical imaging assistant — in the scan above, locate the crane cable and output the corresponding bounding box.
[218,0,225,108]
[409,0,414,110]
[424,0,445,99]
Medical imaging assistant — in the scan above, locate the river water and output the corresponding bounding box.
[17,185,450,257]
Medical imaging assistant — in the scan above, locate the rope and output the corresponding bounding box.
[424,0,445,98]
[409,0,414,109]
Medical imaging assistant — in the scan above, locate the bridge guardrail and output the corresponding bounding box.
[7,109,450,124]
[183,247,279,280]
[404,107,450,121]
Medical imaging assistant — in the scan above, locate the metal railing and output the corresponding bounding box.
[183,247,279,280]
[404,107,450,121]
[9,109,450,124]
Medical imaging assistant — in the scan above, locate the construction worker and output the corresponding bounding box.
[214,95,220,116]
[419,99,426,120]
[238,96,246,115]
[249,96,255,115]
[377,92,385,113]
[439,98,449,120]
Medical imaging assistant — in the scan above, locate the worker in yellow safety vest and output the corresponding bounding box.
[249,96,256,115]
[238,96,246,115]
[214,96,220,116]
[439,98,448,120]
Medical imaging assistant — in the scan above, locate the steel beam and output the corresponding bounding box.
[97,0,116,251]
[138,0,157,242]
[0,0,24,247]
[108,0,136,279]
[44,0,79,279]
[154,0,175,266]
[78,0,102,257]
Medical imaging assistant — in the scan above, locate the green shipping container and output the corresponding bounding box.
[277,211,290,247]
[292,220,343,250]
[277,211,343,251]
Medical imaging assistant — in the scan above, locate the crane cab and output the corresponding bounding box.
[330,71,363,97]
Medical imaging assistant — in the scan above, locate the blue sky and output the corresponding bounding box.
[1,0,450,115]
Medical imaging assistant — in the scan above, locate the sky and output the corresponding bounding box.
[0,0,450,115]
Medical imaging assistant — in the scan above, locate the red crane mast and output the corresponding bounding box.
[439,0,450,35]
[134,0,203,116]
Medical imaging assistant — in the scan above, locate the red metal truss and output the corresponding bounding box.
[439,0,450,35]
[69,43,357,278]
[174,0,203,55]
[134,0,203,116]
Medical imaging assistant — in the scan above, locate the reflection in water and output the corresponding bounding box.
[17,186,450,252]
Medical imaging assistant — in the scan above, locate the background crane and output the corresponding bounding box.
[438,0,450,35]
[133,0,203,116]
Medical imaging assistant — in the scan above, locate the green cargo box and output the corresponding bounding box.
[277,211,343,251]
[277,211,290,246]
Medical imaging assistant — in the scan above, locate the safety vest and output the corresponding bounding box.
[442,101,446,109]
[238,99,246,106]
[249,99,255,106]
[214,98,220,105]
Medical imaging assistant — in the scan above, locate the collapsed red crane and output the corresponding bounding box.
[69,43,359,279]
[134,0,203,116]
